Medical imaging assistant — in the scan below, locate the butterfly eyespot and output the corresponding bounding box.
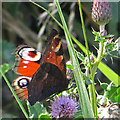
[19,48,41,61]
[18,78,29,89]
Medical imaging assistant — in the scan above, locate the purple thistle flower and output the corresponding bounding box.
[92,0,112,25]
[49,96,78,118]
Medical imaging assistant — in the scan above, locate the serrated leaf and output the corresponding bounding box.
[101,83,120,103]
[27,101,38,118]
[105,84,120,103]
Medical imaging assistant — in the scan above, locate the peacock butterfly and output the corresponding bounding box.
[12,29,69,105]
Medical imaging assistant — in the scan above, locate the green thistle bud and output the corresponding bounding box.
[92,0,112,25]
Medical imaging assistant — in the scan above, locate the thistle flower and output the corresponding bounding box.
[92,0,112,25]
[49,96,78,118]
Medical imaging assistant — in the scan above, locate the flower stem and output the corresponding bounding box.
[89,25,105,118]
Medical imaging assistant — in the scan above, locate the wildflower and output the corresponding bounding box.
[92,0,112,25]
[49,96,78,118]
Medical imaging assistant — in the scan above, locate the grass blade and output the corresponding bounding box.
[55,0,94,118]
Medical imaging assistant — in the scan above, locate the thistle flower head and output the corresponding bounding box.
[49,96,78,118]
[92,0,112,25]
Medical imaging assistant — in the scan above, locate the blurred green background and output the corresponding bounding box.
[2,2,119,118]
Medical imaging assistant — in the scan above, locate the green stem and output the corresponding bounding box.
[90,38,105,118]
[55,0,94,118]
[78,0,92,72]
[78,0,97,118]
[93,41,104,75]
[0,70,30,119]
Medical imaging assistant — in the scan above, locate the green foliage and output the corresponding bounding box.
[100,82,120,103]
[76,51,85,61]
[83,74,92,85]
[56,0,94,118]
[105,38,119,58]
[98,62,120,86]
[27,101,49,119]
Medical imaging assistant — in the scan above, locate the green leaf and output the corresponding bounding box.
[98,62,120,86]
[105,43,114,49]
[38,114,51,119]
[0,63,11,73]
[100,83,108,91]
[76,51,85,61]
[27,101,48,119]
[105,83,120,103]
[100,82,120,103]
[109,50,119,58]
[95,37,106,42]
[104,34,114,38]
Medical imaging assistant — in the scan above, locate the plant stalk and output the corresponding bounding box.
[78,0,97,118]
[89,25,105,118]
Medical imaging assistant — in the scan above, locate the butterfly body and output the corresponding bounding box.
[12,29,69,105]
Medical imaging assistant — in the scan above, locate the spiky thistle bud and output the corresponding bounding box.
[92,0,112,26]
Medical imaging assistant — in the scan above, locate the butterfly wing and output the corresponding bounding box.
[28,29,69,105]
[13,45,41,77]
[41,29,66,76]
[28,63,68,105]
[12,45,41,100]
[12,76,31,100]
